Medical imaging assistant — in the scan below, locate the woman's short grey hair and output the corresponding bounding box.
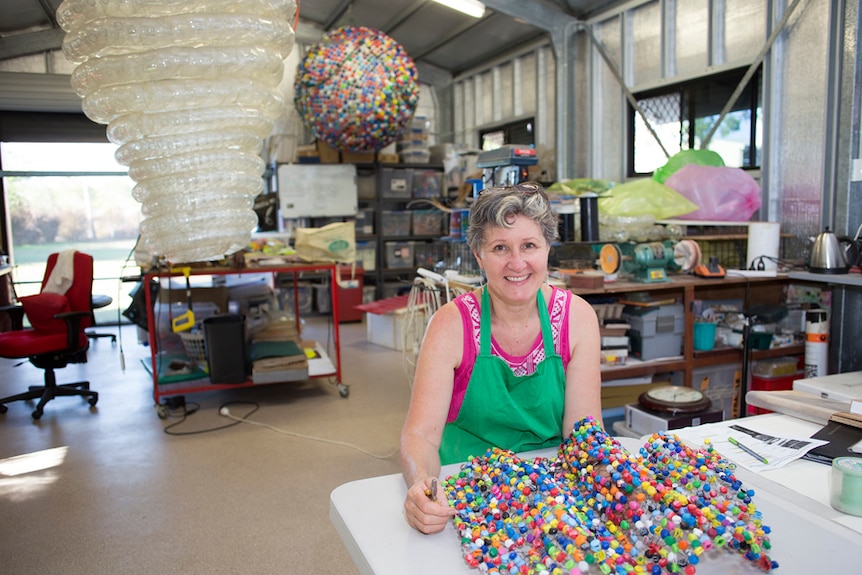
[466,182,558,253]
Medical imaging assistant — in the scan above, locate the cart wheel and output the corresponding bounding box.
[0,404,7,414]
[88,394,99,407]
[155,404,168,419]
[337,384,350,398]
[32,408,43,420]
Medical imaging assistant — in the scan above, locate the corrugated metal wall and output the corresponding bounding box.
[450,0,833,259]
[449,0,861,371]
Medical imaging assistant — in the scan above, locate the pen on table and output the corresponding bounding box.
[728,436,769,464]
[426,477,438,503]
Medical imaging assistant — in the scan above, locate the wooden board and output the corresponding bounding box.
[745,389,850,425]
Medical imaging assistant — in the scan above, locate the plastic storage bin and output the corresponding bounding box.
[411,210,443,236]
[379,167,413,198]
[355,241,376,272]
[399,148,431,164]
[691,363,740,420]
[622,303,684,360]
[385,241,416,269]
[749,370,805,414]
[412,170,442,198]
[381,210,412,237]
[355,208,374,235]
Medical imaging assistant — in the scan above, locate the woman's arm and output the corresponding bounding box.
[562,293,604,436]
[400,301,462,533]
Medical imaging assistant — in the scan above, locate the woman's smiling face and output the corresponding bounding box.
[475,214,550,302]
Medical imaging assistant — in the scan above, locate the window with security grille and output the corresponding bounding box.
[629,66,762,176]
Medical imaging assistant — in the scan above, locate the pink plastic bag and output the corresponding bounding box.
[665,164,761,221]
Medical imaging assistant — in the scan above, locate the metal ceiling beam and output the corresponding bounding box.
[0,27,64,61]
[483,0,573,31]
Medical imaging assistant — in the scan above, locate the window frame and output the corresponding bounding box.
[479,117,535,150]
[627,65,762,177]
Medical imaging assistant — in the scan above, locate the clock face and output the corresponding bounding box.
[638,385,712,414]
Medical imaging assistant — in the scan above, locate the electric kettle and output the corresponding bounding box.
[809,227,851,274]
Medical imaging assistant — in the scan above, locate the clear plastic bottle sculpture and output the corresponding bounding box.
[57,0,296,263]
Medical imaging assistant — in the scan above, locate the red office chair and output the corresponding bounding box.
[0,251,99,419]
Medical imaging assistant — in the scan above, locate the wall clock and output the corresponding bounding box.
[638,385,712,414]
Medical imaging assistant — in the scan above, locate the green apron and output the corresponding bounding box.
[439,287,566,464]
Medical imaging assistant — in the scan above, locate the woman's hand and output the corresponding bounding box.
[403,477,456,534]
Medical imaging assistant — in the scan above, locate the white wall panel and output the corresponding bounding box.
[630,2,663,86]
[675,0,709,76]
[725,0,767,63]
[773,0,830,255]
[595,17,626,180]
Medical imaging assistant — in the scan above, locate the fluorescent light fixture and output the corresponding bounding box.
[431,0,486,19]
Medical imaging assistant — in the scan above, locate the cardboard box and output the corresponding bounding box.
[377,153,400,164]
[625,403,724,436]
[316,140,340,164]
[158,286,230,314]
[600,379,655,408]
[564,271,605,289]
[342,150,375,164]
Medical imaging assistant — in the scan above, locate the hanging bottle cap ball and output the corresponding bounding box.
[294,26,419,153]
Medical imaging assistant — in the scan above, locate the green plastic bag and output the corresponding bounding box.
[653,149,725,184]
[598,178,699,220]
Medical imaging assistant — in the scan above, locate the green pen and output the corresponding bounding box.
[728,436,769,464]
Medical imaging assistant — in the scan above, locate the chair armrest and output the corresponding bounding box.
[55,310,90,350]
[0,303,25,331]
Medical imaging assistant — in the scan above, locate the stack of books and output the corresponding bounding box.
[248,315,308,384]
[599,318,630,366]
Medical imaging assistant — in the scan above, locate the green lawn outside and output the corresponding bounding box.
[11,240,141,326]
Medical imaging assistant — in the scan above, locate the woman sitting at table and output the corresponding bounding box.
[400,182,604,534]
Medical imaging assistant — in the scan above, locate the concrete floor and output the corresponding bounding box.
[0,317,412,574]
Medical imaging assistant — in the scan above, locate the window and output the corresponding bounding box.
[629,66,762,176]
[480,118,534,150]
[1,138,141,324]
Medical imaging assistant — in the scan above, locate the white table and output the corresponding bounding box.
[331,414,862,574]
